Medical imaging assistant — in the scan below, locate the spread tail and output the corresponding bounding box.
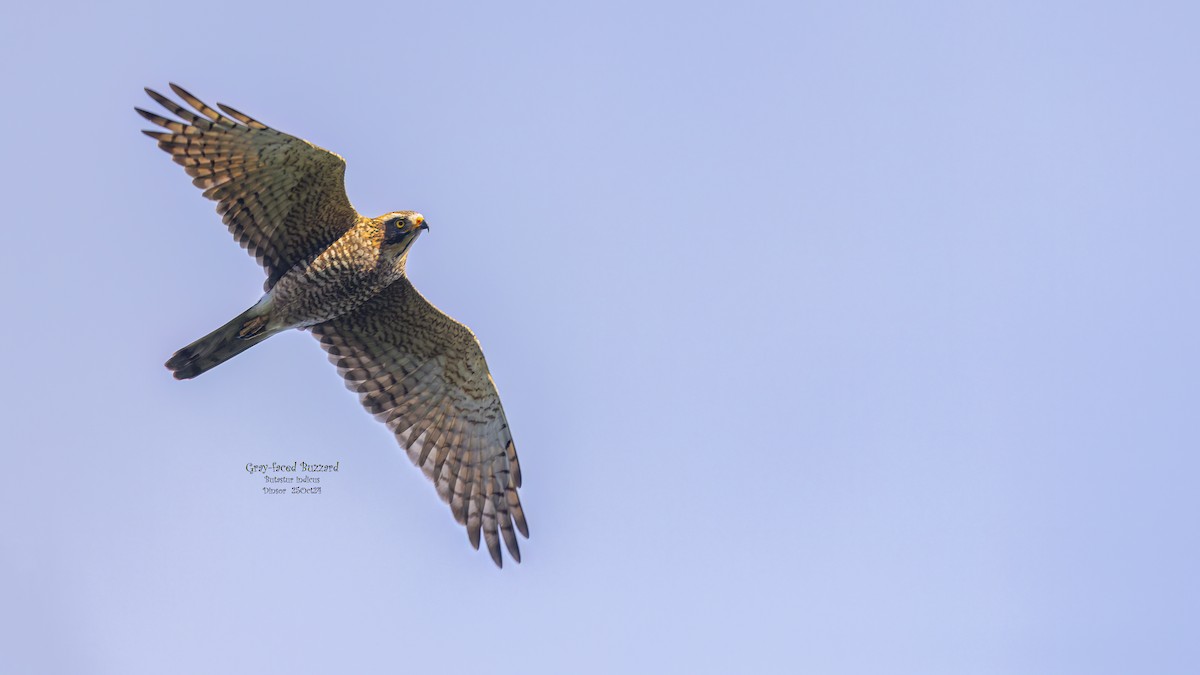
[166,305,276,380]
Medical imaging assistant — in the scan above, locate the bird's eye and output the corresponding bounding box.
[384,219,406,244]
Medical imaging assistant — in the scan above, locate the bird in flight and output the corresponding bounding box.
[137,84,527,567]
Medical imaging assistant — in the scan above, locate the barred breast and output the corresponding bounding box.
[269,220,404,328]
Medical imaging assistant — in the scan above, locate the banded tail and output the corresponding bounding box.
[166,304,278,380]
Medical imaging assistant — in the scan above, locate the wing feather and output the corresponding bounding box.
[311,278,527,567]
[138,84,359,288]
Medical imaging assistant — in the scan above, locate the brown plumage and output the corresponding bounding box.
[139,84,527,567]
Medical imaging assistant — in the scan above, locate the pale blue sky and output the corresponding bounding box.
[2,1,1198,673]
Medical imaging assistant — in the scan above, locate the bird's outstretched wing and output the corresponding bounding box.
[137,84,360,289]
[312,279,528,567]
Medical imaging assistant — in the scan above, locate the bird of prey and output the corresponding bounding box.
[137,84,527,567]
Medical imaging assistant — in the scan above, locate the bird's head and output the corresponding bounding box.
[378,211,428,259]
